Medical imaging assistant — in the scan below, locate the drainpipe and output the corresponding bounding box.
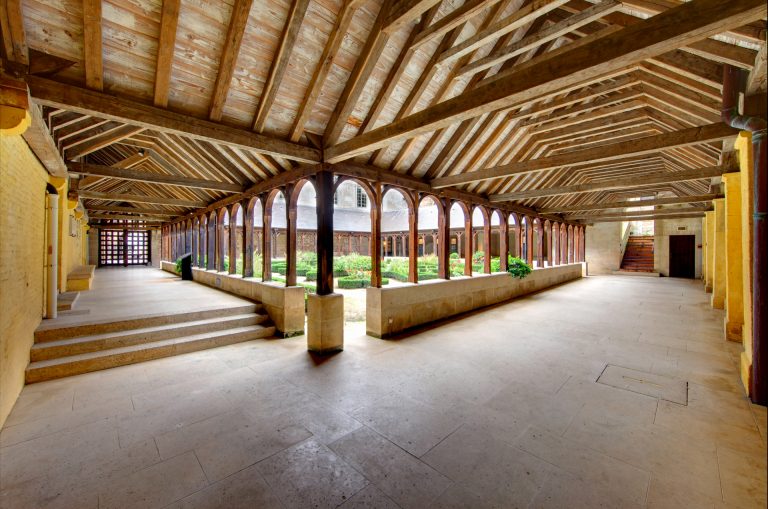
[46,185,59,319]
[721,65,768,405]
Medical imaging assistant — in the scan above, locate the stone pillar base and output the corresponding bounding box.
[705,285,713,293]
[307,293,344,354]
[725,320,743,342]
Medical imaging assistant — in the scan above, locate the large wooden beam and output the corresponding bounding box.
[458,0,623,78]
[490,164,732,201]
[21,104,68,177]
[325,0,766,163]
[154,0,181,107]
[384,0,441,33]
[89,213,169,222]
[79,191,208,208]
[540,193,723,213]
[1,0,28,67]
[251,0,310,132]
[410,0,502,51]
[432,122,738,188]
[577,211,706,223]
[209,0,254,121]
[567,207,711,220]
[85,204,179,216]
[27,77,321,163]
[68,162,244,192]
[82,0,103,90]
[89,223,161,230]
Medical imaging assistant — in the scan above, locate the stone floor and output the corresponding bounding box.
[1,275,766,508]
[39,267,254,330]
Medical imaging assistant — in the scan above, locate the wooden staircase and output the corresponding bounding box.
[620,235,655,272]
[27,304,275,383]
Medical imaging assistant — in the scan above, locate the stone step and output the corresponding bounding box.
[34,304,260,343]
[57,292,80,312]
[25,325,276,383]
[30,313,267,361]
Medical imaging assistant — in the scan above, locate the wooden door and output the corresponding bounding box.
[669,235,695,278]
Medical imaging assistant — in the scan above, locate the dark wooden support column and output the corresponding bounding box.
[499,213,508,272]
[408,204,418,283]
[483,214,491,274]
[516,225,523,261]
[217,212,227,272]
[463,207,472,276]
[242,199,254,277]
[206,218,215,270]
[580,227,586,262]
[438,199,450,280]
[316,170,334,295]
[285,185,298,287]
[370,182,383,288]
[262,202,273,281]
[536,225,544,268]
[525,222,534,266]
[228,205,238,275]
[544,221,552,267]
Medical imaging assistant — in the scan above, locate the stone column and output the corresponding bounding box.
[723,173,744,341]
[308,170,343,354]
[711,198,726,309]
[228,206,238,275]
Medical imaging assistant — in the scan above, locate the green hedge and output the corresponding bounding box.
[337,277,389,289]
[382,270,409,282]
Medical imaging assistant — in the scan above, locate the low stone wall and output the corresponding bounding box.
[367,263,586,338]
[161,261,305,337]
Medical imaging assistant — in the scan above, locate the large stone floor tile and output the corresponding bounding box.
[717,445,768,509]
[330,427,452,509]
[171,463,283,509]
[257,438,368,508]
[98,451,207,509]
[338,484,400,509]
[528,469,644,509]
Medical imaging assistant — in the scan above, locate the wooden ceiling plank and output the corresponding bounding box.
[66,125,145,160]
[433,122,739,188]
[86,204,179,216]
[68,162,244,192]
[209,0,254,121]
[1,0,28,66]
[324,3,391,146]
[82,0,103,91]
[288,0,360,142]
[251,0,311,132]
[573,210,708,221]
[411,0,503,51]
[154,0,181,108]
[326,0,765,164]
[27,77,321,163]
[384,0,442,33]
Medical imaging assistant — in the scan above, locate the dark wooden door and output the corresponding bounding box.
[669,235,695,278]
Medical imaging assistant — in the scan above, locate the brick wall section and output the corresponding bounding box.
[0,136,49,426]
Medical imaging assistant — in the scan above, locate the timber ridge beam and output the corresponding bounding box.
[577,212,707,224]
[565,206,714,220]
[323,0,765,164]
[26,76,322,164]
[540,193,725,213]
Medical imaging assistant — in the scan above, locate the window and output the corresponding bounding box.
[356,187,367,208]
[334,192,339,205]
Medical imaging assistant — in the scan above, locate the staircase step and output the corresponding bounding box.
[57,292,80,312]
[30,313,267,361]
[26,325,276,383]
[34,304,260,343]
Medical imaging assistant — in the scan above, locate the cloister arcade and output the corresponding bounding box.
[162,172,586,290]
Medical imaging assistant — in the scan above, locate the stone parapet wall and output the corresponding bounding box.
[161,261,304,337]
[366,263,585,338]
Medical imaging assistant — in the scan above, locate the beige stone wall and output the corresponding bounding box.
[61,206,88,284]
[653,216,704,278]
[0,136,49,426]
[161,262,304,336]
[367,264,585,338]
[585,222,624,274]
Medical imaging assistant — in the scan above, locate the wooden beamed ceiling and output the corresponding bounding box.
[1,0,765,224]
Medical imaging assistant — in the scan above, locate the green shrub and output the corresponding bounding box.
[271,260,287,275]
[382,270,409,282]
[337,278,370,289]
[297,251,317,266]
[472,250,485,263]
[449,252,459,259]
[418,272,439,280]
[174,257,182,274]
[305,270,317,281]
[296,267,309,277]
[507,256,532,279]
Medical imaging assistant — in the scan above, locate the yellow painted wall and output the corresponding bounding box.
[722,173,743,342]
[0,135,49,427]
[735,133,755,392]
[704,211,715,292]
